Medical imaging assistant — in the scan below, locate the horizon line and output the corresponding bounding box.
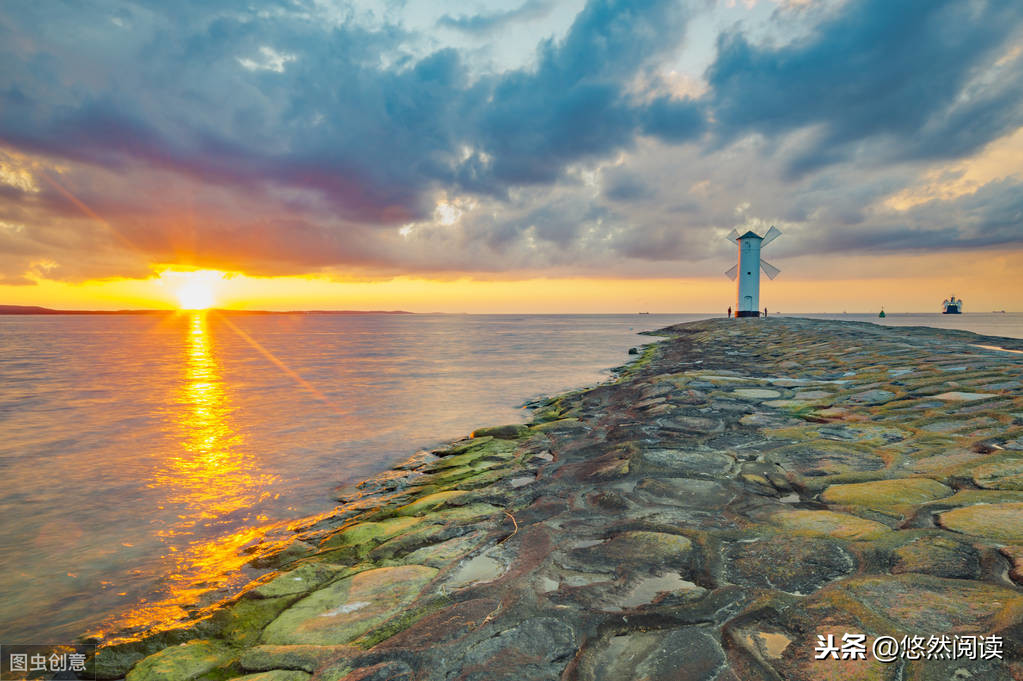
[0,305,1017,316]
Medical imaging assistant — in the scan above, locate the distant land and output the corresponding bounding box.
[0,305,412,315]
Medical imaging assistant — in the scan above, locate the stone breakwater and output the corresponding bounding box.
[89,317,1023,681]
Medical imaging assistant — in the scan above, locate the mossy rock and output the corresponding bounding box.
[352,594,452,648]
[968,454,1023,490]
[533,407,564,422]
[211,595,303,647]
[808,574,1023,635]
[820,478,952,508]
[574,626,724,681]
[938,502,1023,543]
[239,644,360,674]
[453,468,517,490]
[732,387,783,400]
[399,529,488,568]
[250,539,318,569]
[428,503,504,524]
[890,535,980,579]
[425,448,490,471]
[90,623,215,679]
[568,531,693,574]
[471,424,530,439]
[367,522,461,562]
[419,465,478,487]
[235,671,311,681]
[769,509,891,540]
[529,418,584,433]
[722,535,854,594]
[248,562,345,599]
[318,516,422,554]
[396,490,470,516]
[435,436,492,456]
[766,441,887,479]
[125,640,236,681]
[638,448,731,477]
[261,565,438,645]
[920,488,1023,510]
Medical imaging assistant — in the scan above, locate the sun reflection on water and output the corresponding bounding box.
[158,312,263,523]
[102,312,287,640]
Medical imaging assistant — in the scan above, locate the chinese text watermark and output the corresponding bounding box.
[814,633,1002,663]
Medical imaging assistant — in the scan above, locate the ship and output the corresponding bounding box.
[942,295,963,314]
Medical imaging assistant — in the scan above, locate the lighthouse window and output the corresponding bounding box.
[746,272,751,275]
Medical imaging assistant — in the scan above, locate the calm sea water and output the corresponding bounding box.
[1,311,1020,644]
[0,312,707,643]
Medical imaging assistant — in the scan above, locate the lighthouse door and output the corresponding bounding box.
[743,295,752,309]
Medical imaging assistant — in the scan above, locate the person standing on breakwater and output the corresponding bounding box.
[727,306,732,318]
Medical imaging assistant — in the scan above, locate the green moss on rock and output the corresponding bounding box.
[318,516,422,556]
[820,478,952,508]
[234,671,311,681]
[770,509,891,540]
[248,563,345,600]
[212,595,303,647]
[124,640,236,681]
[891,535,980,579]
[470,424,530,439]
[396,490,469,516]
[238,644,360,674]
[938,502,1023,543]
[261,565,438,646]
[969,454,1023,490]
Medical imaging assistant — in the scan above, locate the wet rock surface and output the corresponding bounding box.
[93,318,1023,680]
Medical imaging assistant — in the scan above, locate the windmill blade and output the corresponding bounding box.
[761,225,782,247]
[724,228,739,243]
[761,260,781,280]
[724,264,738,281]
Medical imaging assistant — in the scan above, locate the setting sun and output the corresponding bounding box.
[176,282,215,310]
[161,270,225,310]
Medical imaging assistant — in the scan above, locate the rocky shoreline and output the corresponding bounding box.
[88,317,1023,681]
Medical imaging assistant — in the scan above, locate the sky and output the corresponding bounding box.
[1,0,1021,312]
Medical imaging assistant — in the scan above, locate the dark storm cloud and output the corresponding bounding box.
[0,0,704,231]
[639,95,705,142]
[0,9,449,224]
[463,0,701,189]
[602,169,655,202]
[437,0,554,34]
[864,179,1023,252]
[707,0,1023,176]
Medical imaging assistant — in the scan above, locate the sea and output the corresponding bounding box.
[0,311,1020,644]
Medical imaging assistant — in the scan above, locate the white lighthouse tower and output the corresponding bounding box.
[725,226,781,317]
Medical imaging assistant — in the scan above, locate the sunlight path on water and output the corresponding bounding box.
[106,313,287,638]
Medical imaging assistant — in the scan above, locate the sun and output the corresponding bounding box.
[177,280,216,310]
[159,269,225,310]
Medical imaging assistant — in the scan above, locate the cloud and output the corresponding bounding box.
[461,0,702,189]
[0,0,704,228]
[707,0,1023,175]
[437,0,555,34]
[602,168,655,201]
[0,0,1020,288]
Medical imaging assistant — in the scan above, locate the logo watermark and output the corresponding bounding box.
[814,633,1003,663]
[1,645,96,680]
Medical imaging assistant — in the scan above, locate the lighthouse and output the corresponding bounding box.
[725,226,781,317]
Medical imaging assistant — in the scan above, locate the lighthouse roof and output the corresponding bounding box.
[736,230,763,241]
